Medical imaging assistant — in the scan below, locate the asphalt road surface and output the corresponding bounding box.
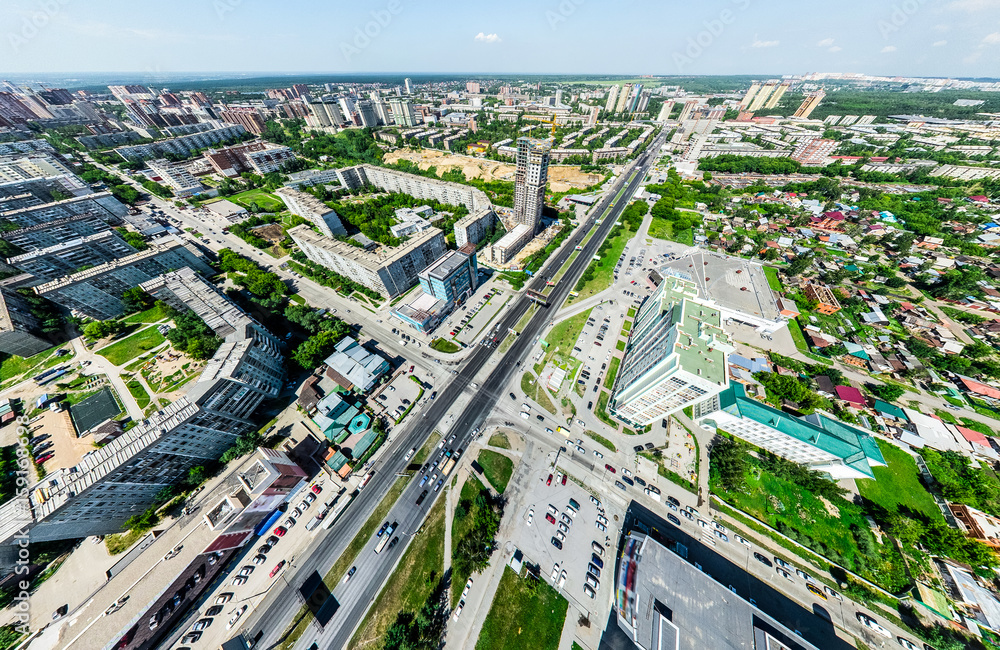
[243,137,665,650]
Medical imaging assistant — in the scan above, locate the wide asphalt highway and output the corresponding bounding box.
[243,135,664,650]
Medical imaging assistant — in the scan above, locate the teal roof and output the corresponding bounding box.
[326,451,348,472]
[719,383,887,478]
[349,428,379,459]
[873,399,907,421]
[313,393,361,443]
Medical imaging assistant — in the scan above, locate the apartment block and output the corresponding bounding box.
[610,274,734,426]
[803,282,841,314]
[204,142,296,177]
[0,153,74,183]
[0,287,51,357]
[791,138,837,166]
[0,191,127,228]
[34,238,213,320]
[513,137,550,234]
[1,212,113,251]
[388,97,419,127]
[114,124,247,161]
[335,165,490,212]
[696,383,886,479]
[0,175,91,211]
[306,100,346,129]
[793,91,826,119]
[218,106,267,135]
[289,224,446,297]
[146,159,202,196]
[274,187,347,237]
[0,269,283,544]
[484,223,532,266]
[453,208,497,248]
[7,230,137,281]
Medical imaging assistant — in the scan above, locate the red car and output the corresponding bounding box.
[35,453,53,463]
[561,474,567,486]
[310,485,322,495]
[409,365,415,373]
[546,474,553,486]
[545,513,556,524]
[273,526,287,537]
[269,560,286,578]
[605,464,617,474]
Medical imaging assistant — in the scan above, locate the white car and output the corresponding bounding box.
[462,579,473,600]
[593,450,604,459]
[621,468,633,478]
[519,411,530,419]
[856,613,891,639]
[453,600,465,621]
[550,563,560,581]
[526,509,534,526]
[558,569,567,588]
[735,534,751,548]
[227,604,248,630]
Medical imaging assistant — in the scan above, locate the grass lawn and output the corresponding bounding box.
[0,346,62,383]
[786,318,809,353]
[350,497,446,648]
[584,430,617,452]
[569,223,637,303]
[488,433,511,449]
[476,566,568,650]
[430,338,461,353]
[536,309,592,375]
[477,450,514,493]
[452,475,487,605]
[604,356,621,391]
[125,380,151,410]
[595,390,619,430]
[97,327,166,366]
[521,373,557,415]
[856,441,942,522]
[763,266,783,292]
[626,307,636,318]
[122,303,170,324]
[228,188,285,213]
[648,217,693,245]
[615,340,625,351]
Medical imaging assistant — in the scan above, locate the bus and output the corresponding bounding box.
[374,521,396,553]
[358,471,375,491]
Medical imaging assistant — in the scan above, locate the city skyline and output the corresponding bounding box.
[1,0,999,77]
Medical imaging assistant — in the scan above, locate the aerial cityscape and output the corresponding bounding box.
[1,2,1000,650]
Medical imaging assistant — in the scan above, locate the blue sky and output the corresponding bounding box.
[1,0,999,77]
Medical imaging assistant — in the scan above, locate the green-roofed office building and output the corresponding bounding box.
[610,273,735,426]
[695,382,887,479]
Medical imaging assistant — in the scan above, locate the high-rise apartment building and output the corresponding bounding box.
[388,98,419,127]
[656,100,675,122]
[615,83,634,113]
[763,82,790,109]
[306,100,345,128]
[513,137,550,235]
[0,268,284,545]
[356,100,378,128]
[404,78,413,94]
[218,106,267,135]
[793,91,826,119]
[289,225,447,298]
[274,187,347,238]
[635,90,651,113]
[676,100,699,122]
[466,81,481,94]
[627,84,645,112]
[604,85,620,113]
[609,274,734,426]
[747,82,778,112]
[453,208,498,248]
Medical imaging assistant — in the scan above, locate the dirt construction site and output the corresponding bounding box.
[383,149,604,193]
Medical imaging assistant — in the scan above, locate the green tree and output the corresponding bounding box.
[122,287,154,313]
[868,383,905,402]
[83,320,124,339]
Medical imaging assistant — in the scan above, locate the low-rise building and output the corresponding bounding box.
[147,159,202,196]
[803,281,842,314]
[323,337,390,392]
[7,230,137,281]
[484,223,532,266]
[390,205,434,239]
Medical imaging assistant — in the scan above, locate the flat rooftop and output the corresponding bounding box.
[661,251,781,322]
[617,531,819,650]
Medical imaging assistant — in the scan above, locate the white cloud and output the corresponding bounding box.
[816,37,835,47]
[946,0,1000,11]
[933,39,948,46]
[983,31,1000,44]
[474,32,501,43]
[881,45,897,53]
[751,36,779,48]
[828,45,842,53]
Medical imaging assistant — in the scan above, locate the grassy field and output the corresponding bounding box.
[0,346,62,383]
[350,497,446,649]
[604,356,621,391]
[430,338,461,353]
[488,433,511,449]
[584,430,617,452]
[763,266,783,292]
[228,188,285,212]
[475,566,568,650]
[123,303,170,324]
[595,390,619,430]
[97,327,166,366]
[452,475,487,605]
[125,380,151,410]
[647,217,693,244]
[856,441,942,522]
[570,224,637,303]
[535,309,592,376]
[477,450,514,493]
[521,373,557,415]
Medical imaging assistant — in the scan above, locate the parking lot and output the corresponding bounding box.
[371,371,424,421]
[510,459,625,618]
[449,284,509,347]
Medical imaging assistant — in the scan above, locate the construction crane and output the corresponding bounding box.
[530,114,558,140]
